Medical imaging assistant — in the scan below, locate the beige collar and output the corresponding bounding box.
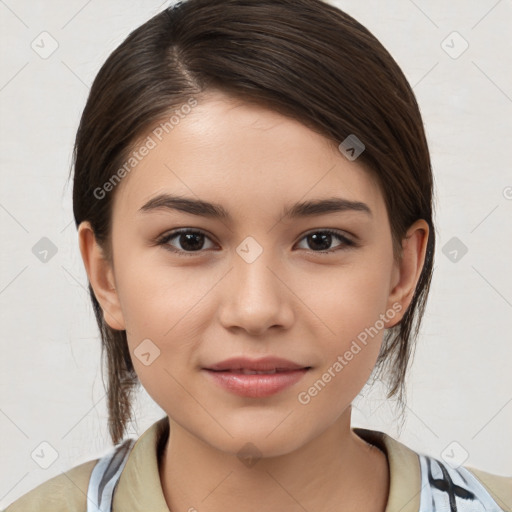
[114,416,421,512]
[353,427,421,512]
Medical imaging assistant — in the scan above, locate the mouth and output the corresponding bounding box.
[204,356,311,373]
[208,368,311,374]
[202,357,312,398]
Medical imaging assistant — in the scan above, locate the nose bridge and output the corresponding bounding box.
[220,233,293,332]
[233,233,283,300]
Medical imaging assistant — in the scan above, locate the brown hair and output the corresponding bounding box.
[70,0,436,445]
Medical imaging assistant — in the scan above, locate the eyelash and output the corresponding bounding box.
[154,228,357,257]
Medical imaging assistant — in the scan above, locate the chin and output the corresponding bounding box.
[219,434,306,461]
[201,417,314,460]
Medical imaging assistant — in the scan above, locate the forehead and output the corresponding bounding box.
[111,90,385,222]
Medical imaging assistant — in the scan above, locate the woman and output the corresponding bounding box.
[5,0,511,511]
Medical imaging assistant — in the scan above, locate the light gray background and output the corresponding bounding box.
[1,0,511,507]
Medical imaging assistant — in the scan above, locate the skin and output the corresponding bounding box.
[79,89,429,512]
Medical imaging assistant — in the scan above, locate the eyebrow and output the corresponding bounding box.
[138,193,372,220]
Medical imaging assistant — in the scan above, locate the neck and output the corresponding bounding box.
[158,408,389,512]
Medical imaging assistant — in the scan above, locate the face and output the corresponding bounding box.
[81,90,424,457]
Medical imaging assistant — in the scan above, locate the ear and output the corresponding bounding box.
[385,219,430,328]
[77,221,126,331]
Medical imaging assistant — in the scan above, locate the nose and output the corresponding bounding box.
[218,247,295,336]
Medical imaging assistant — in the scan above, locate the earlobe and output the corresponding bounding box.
[77,221,126,331]
[385,219,429,328]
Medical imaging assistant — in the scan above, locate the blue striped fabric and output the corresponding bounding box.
[419,454,505,511]
[86,438,135,512]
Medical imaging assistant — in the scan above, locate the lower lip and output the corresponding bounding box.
[203,369,309,398]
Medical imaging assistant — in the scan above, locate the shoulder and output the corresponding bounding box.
[3,419,165,512]
[464,465,512,512]
[417,451,512,512]
[2,458,98,512]
[354,427,512,512]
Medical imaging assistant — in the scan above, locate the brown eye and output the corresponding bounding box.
[296,230,355,253]
[157,229,216,255]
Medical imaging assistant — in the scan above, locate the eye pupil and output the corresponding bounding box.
[308,233,332,251]
[180,232,204,251]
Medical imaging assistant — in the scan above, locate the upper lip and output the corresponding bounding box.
[204,356,310,372]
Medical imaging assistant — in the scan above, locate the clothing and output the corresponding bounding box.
[4,416,511,512]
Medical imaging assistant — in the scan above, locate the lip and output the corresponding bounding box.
[202,356,311,398]
[204,356,309,372]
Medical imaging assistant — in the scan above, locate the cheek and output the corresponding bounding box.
[301,258,393,407]
[116,260,212,393]
[298,287,388,423]
[115,251,202,334]
[313,259,393,340]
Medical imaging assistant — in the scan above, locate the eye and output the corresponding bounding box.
[156,229,217,256]
[155,229,356,257]
[295,229,356,254]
